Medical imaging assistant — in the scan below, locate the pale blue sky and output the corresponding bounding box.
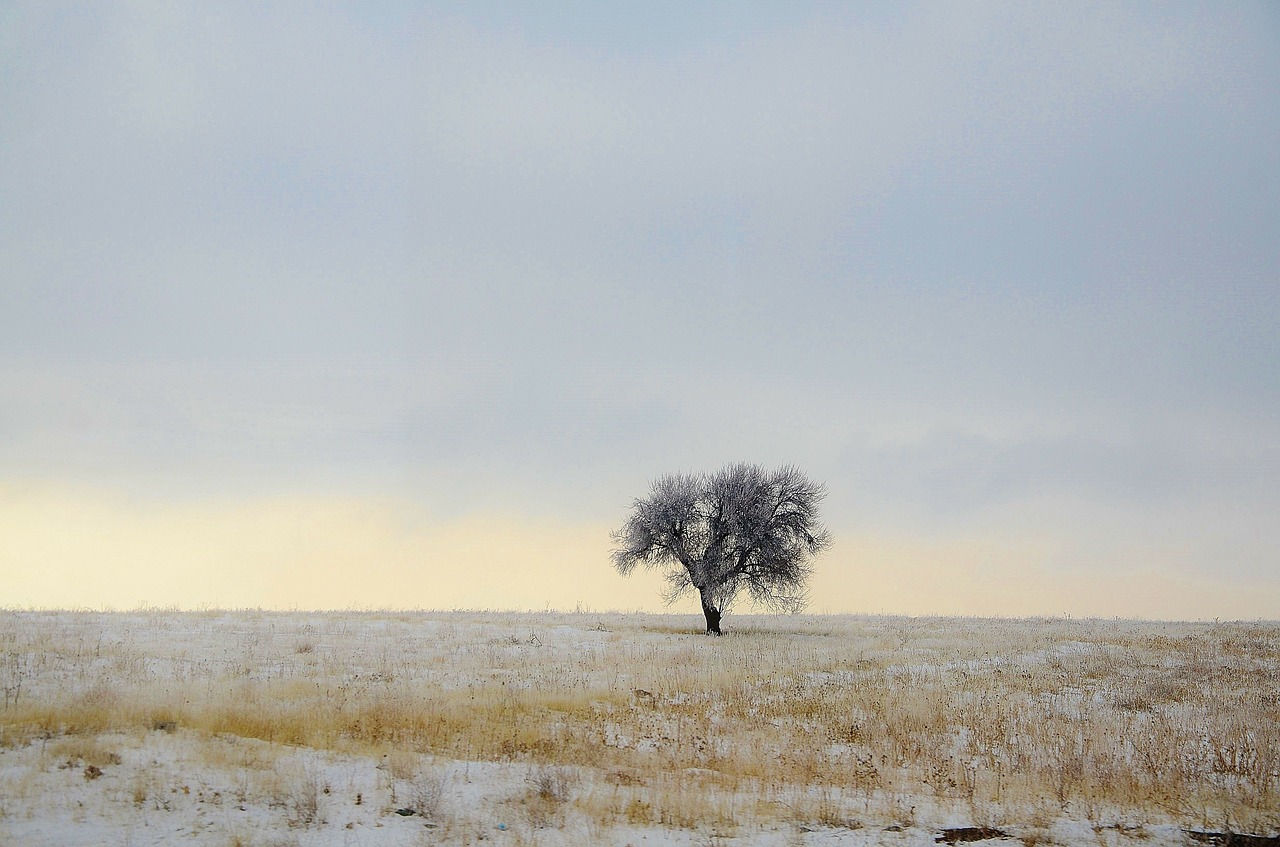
[2,2,1277,615]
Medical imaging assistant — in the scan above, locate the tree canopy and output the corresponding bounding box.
[611,463,831,634]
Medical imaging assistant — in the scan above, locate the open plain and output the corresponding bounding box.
[1,609,1277,846]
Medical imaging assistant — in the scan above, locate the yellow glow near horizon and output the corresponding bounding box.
[1,482,1275,619]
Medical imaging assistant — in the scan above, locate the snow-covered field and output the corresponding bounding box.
[1,609,1276,846]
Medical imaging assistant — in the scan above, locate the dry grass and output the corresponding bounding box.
[2,609,1278,839]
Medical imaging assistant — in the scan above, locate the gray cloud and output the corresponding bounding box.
[3,1,1278,590]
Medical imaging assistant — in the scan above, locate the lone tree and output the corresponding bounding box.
[611,463,831,635]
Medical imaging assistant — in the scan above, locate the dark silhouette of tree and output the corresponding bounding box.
[611,463,831,634]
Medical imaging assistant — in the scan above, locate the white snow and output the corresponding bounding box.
[1,609,1276,846]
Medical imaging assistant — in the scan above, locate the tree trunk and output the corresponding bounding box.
[699,589,722,635]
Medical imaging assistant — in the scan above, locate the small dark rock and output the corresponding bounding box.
[395,808,416,816]
[1186,831,1280,847]
[83,765,103,780]
[936,827,1011,844]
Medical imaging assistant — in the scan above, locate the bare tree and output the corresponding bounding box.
[611,463,831,634]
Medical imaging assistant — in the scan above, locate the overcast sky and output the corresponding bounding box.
[3,2,1278,617]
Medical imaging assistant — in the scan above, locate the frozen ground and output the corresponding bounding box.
[1,609,1277,846]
